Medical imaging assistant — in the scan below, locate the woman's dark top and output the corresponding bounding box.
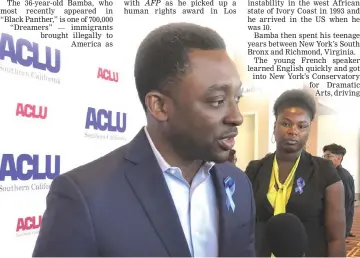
[245,151,341,257]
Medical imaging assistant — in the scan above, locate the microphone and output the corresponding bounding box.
[265,213,307,257]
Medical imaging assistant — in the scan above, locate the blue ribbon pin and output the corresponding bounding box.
[295,177,305,194]
[224,176,236,212]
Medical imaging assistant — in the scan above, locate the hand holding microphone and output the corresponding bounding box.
[265,213,307,257]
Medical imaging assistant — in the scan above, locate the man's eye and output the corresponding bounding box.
[211,100,225,107]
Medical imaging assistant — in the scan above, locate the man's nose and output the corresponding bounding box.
[225,103,243,126]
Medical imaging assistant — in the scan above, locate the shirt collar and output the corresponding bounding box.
[144,127,215,173]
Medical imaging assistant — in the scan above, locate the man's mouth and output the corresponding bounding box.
[218,132,237,150]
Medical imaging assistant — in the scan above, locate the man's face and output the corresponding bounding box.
[323,150,341,167]
[164,49,243,163]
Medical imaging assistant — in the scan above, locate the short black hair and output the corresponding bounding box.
[230,149,236,156]
[273,89,316,121]
[134,22,226,111]
[323,143,346,156]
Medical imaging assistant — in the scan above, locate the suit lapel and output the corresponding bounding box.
[124,129,191,257]
[211,165,240,257]
[288,151,314,204]
[256,154,275,214]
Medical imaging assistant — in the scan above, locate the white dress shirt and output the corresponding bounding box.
[144,127,218,257]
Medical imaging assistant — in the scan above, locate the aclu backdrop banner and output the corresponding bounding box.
[0,30,145,256]
[0,19,149,257]
[0,29,147,256]
[0,4,243,255]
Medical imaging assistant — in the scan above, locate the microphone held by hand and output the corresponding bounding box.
[265,213,307,257]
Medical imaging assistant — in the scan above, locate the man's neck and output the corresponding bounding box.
[146,126,203,184]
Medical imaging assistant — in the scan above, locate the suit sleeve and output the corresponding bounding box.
[348,174,355,201]
[342,173,352,216]
[244,174,256,257]
[347,174,355,233]
[32,175,98,257]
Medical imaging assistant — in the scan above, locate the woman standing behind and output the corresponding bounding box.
[245,89,346,257]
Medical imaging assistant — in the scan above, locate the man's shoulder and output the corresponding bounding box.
[340,165,351,173]
[339,166,353,178]
[215,162,250,185]
[58,143,130,187]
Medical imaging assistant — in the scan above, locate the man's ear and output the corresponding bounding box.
[337,155,343,163]
[145,91,169,122]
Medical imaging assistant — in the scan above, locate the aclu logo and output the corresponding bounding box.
[16,215,42,237]
[0,32,61,73]
[97,67,118,83]
[0,154,60,181]
[16,103,47,119]
[84,107,127,141]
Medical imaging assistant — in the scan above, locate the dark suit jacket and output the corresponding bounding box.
[336,165,355,235]
[32,129,255,257]
[245,151,341,257]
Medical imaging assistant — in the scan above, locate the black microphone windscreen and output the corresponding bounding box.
[265,213,307,257]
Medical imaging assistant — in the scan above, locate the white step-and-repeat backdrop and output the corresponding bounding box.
[0,1,243,256]
[5,1,358,257]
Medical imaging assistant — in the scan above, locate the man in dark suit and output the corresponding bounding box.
[323,144,355,238]
[32,23,255,257]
